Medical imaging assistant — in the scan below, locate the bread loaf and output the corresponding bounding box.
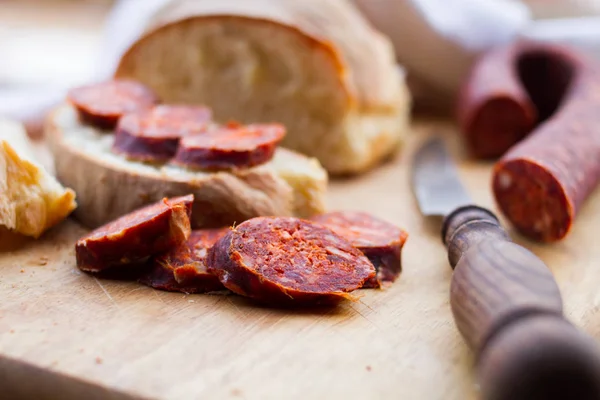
[113,0,411,175]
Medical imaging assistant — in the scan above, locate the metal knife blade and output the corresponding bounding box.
[411,137,473,218]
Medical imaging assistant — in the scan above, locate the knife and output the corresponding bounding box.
[411,137,600,400]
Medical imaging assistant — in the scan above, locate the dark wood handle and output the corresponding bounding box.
[442,205,600,399]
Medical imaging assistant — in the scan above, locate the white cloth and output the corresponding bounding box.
[352,0,600,105]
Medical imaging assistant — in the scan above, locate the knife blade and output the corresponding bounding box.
[411,137,471,218]
[410,137,600,400]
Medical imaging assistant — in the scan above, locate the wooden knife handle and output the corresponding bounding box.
[442,205,600,400]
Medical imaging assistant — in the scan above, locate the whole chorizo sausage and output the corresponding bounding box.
[311,211,408,288]
[457,41,600,241]
[140,228,227,294]
[67,79,158,130]
[75,195,193,273]
[206,217,375,306]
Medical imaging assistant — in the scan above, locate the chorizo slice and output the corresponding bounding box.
[173,123,285,170]
[206,217,375,306]
[140,228,227,294]
[67,79,158,130]
[75,195,193,273]
[311,211,408,288]
[112,105,213,162]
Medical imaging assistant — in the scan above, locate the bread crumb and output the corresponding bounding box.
[39,257,49,265]
[95,357,103,364]
[20,269,24,273]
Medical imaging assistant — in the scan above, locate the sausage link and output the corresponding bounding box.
[457,41,600,241]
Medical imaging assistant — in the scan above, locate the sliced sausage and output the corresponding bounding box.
[140,228,227,294]
[206,217,375,306]
[173,122,285,170]
[75,195,193,273]
[457,41,600,241]
[311,211,408,288]
[67,79,158,130]
[112,105,213,162]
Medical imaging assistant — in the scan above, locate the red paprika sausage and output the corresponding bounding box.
[311,211,408,288]
[67,79,158,130]
[75,195,193,273]
[457,41,600,242]
[112,105,213,162]
[140,228,227,294]
[173,122,285,170]
[206,217,375,306]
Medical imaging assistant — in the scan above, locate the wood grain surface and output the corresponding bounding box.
[1,120,600,399]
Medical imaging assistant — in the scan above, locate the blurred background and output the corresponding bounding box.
[2,0,600,136]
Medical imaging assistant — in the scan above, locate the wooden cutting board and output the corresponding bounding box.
[1,120,600,400]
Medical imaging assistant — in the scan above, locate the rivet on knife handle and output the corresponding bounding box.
[443,204,600,400]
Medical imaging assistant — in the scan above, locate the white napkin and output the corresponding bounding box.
[353,0,600,108]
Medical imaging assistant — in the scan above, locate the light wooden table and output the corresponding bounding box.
[1,120,600,399]
[1,2,600,399]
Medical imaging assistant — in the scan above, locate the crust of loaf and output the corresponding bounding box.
[46,105,327,229]
[0,118,76,239]
[114,0,412,175]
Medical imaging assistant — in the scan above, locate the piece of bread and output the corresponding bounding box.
[0,118,76,239]
[112,0,411,175]
[46,104,327,229]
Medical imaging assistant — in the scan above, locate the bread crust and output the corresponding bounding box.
[46,106,313,229]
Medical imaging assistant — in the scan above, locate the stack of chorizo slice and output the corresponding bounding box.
[74,197,408,307]
[68,80,286,171]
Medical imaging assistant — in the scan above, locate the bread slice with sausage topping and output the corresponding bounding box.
[46,104,327,229]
